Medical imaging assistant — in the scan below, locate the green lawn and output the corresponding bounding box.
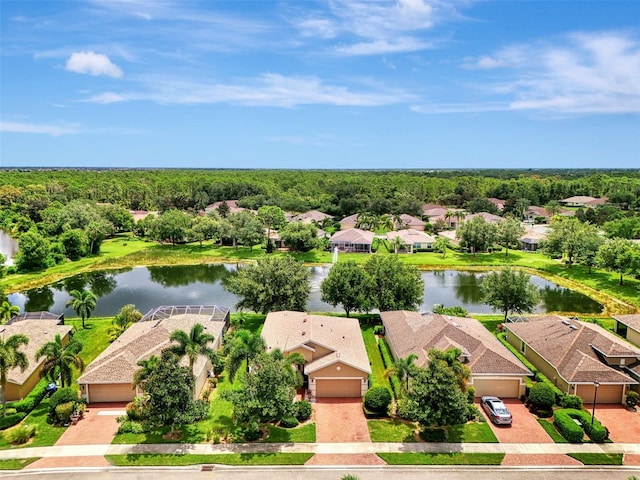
[360,323,389,389]
[378,452,504,465]
[105,453,314,466]
[537,419,568,443]
[368,419,418,442]
[0,399,66,450]
[264,423,316,443]
[68,317,114,368]
[447,422,498,443]
[567,453,623,465]
[0,458,40,470]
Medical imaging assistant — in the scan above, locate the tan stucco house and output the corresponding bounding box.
[505,316,640,404]
[613,314,640,348]
[3,312,71,402]
[380,311,531,398]
[77,305,229,404]
[330,228,375,253]
[261,311,371,399]
[386,229,435,253]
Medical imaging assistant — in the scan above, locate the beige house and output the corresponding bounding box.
[261,312,371,399]
[77,305,229,404]
[2,312,71,402]
[613,314,640,348]
[464,212,504,224]
[291,210,333,224]
[505,316,640,404]
[560,196,607,208]
[386,229,435,253]
[394,214,426,230]
[380,311,531,398]
[330,228,375,253]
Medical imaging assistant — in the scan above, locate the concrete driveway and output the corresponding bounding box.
[584,403,640,443]
[478,399,553,443]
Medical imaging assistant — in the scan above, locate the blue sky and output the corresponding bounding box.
[1,0,639,169]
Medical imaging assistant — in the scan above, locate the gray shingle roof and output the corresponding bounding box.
[380,311,531,376]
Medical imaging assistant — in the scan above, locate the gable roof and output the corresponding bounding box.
[386,229,435,245]
[612,314,640,334]
[261,311,371,375]
[380,311,531,376]
[77,306,229,385]
[506,316,640,384]
[339,213,360,225]
[292,210,333,224]
[3,317,72,386]
[395,214,426,229]
[487,198,506,210]
[330,228,375,244]
[464,212,504,224]
[423,207,449,217]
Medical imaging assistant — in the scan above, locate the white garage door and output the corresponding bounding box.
[89,383,135,403]
[472,378,520,398]
[315,379,362,398]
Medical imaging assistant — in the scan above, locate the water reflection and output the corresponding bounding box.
[8,265,602,317]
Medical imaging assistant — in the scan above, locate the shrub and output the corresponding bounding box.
[553,408,608,443]
[364,386,392,414]
[48,387,83,424]
[466,386,476,404]
[3,408,17,416]
[5,424,36,445]
[529,382,555,411]
[373,325,384,335]
[9,378,49,414]
[378,339,401,397]
[209,377,219,388]
[553,409,584,443]
[117,421,146,434]
[560,395,583,410]
[465,404,481,422]
[0,412,27,430]
[279,416,299,428]
[342,475,360,480]
[626,391,639,409]
[55,402,76,425]
[126,401,146,421]
[243,421,261,441]
[293,400,312,422]
[419,427,446,442]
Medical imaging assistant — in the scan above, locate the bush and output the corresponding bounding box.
[377,339,401,398]
[117,421,146,434]
[560,395,583,410]
[364,386,392,414]
[279,416,299,428]
[0,412,27,430]
[553,408,608,443]
[5,424,36,444]
[55,402,76,425]
[2,408,17,416]
[465,404,482,422]
[293,400,312,422]
[419,427,446,442]
[373,325,384,335]
[126,401,146,421]
[626,391,639,409]
[529,382,555,411]
[48,387,84,424]
[9,378,49,414]
[553,409,584,443]
[243,421,261,441]
[466,386,476,404]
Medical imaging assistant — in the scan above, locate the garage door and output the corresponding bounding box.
[315,379,361,398]
[577,384,623,404]
[472,378,520,398]
[88,383,135,403]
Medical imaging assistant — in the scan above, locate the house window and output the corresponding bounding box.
[520,341,526,354]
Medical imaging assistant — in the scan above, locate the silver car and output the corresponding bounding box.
[481,396,512,425]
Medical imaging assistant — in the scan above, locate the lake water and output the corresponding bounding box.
[0,230,19,266]
[7,264,603,317]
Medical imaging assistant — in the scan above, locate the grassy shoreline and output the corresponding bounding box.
[2,235,638,314]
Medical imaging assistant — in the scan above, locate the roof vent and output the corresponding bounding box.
[301,331,306,336]
[561,319,570,325]
[569,325,578,331]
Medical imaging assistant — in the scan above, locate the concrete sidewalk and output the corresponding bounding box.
[3,442,640,460]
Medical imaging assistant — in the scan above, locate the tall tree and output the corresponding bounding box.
[14,229,50,272]
[0,301,19,324]
[541,217,585,267]
[480,267,539,321]
[36,334,85,388]
[150,209,193,245]
[66,289,97,329]
[224,255,310,313]
[225,329,266,383]
[496,217,525,257]
[257,205,287,248]
[278,222,320,252]
[389,354,418,393]
[364,255,424,311]
[320,261,373,317]
[0,334,28,416]
[456,216,497,254]
[228,210,264,249]
[575,225,605,274]
[597,238,640,285]
[168,323,216,378]
[434,236,450,258]
[132,354,160,389]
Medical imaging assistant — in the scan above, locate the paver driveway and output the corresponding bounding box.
[477,399,553,443]
[584,403,640,443]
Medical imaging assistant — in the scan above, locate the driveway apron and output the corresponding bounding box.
[478,399,553,443]
[583,403,640,443]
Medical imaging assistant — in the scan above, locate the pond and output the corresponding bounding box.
[0,230,19,266]
[7,264,603,317]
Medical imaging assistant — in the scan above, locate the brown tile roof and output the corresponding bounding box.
[464,212,504,224]
[395,214,426,229]
[506,316,640,384]
[380,311,531,376]
[292,210,333,224]
[423,207,449,217]
[3,318,73,386]
[612,314,640,334]
[487,198,506,210]
[330,228,375,244]
[77,309,228,385]
[386,229,435,245]
[261,311,371,375]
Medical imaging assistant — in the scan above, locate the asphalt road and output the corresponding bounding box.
[2,466,639,480]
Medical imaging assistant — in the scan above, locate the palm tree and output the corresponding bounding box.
[545,200,562,220]
[132,354,160,389]
[377,214,394,232]
[66,289,97,329]
[444,210,455,228]
[36,334,85,388]
[0,334,29,416]
[514,198,530,220]
[434,236,451,258]
[168,323,216,378]
[226,329,266,383]
[386,354,418,392]
[108,304,142,342]
[453,210,466,226]
[0,301,19,324]
[389,235,405,254]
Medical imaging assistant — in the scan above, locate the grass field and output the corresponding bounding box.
[105,453,314,466]
[378,452,504,465]
[368,419,418,442]
[567,453,623,465]
[0,458,40,470]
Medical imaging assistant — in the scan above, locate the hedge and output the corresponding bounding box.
[553,409,608,443]
[7,378,50,414]
[0,412,27,430]
[378,338,401,398]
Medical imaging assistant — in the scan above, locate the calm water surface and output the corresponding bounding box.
[8,264,603,317]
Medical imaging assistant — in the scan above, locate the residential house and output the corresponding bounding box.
[330,228,375,253]
[339,213,360,230]
[380,311,531,398]
[487,198,506,211]
[394,214,426,231]
[261,311,371,399]
[524,206,551,223]
[505,316,640,403]
[613,315,640,348]
[2,312,71,401]
[422,204,447,217]
[463,212,504,225]
[436,230,460,247]
[77,305,230,403]
[130,210,157,222]
[520,230,547,252]
[204,200,247,215]
[386,229,435,253]
[560,196,608,208]
[291,210,333,225]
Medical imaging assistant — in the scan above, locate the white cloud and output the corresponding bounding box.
[85,92,127,104]
[0,121,78,136]
[335,37,433,56]
[66,51,123,78]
